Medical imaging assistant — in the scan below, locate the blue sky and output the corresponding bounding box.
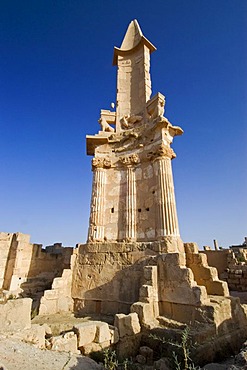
[0,0,246,248]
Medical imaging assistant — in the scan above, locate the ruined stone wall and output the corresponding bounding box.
[72,242,157,316]
[226,266,247,291]
[0,232,73,294]
[200,249,229,276]
[201,248,247,292]
[0,232,16,289]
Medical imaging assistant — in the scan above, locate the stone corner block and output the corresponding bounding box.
[114,312,141,338]
[73,322,97,347]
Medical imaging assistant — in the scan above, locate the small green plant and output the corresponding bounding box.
[150,325,200,370]
[103,349,118,370]
[102,349,136,370]
[122,358,137,370]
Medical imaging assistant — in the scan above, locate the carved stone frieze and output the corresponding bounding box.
[147,143,176,161]
[120,114,143,130]
[119,153,140,165]
[92,156,112,169]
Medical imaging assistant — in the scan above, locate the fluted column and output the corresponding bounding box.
[88,158,108,242]
[153,145,180,239]
[126,166,136,241]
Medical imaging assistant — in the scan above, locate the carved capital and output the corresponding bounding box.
[119,153,140,166]
[147,144,176,161]
[92,157,112,169]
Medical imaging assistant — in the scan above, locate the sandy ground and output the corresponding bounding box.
[0,335,102,370]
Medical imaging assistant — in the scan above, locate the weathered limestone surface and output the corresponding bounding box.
[50,331,79,354]
[39,269,73,315]
[72,242,159,315]
[86,19,183,251]
[201,247,247,292]
[15,324,47,349]
[0,232,73,299]
[185,243,229,296]
[73,320,119,355]
[0,297,32,332]
[114,312,142,359]
[201,249,229,276]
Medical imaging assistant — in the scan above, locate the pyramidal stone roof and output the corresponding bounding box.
[113,19,156,65]
[120,19,143,50]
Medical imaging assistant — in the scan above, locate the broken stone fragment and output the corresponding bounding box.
[73,322,97,347]
[50,331,79,354]
[114,312,141,338]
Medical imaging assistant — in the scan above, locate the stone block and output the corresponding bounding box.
[143,266,157,285]
[109,325,119,344]
[131,302,154,326]
[15,232,30,243]
[139,285,153,302]
[73,322,97,347]
[159,253,185,267]
[206,280,229,296]
[116,334,141,360]
[184,243,199,254]
[62,269,72,278]
[0,297,32,333]
[114,312,141,337]
[57,296,73,313]
[43,289,59,300]
[82,340,110,355]
[39,298,57,315]
[20,324,46,348]
[95,322,111,343]
[51,331,79,354]
[51,278,63,289]
[192,266,218,281]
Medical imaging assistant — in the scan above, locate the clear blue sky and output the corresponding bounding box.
[0,0,246,249]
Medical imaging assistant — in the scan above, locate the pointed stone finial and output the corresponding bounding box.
[113,20,157,131]
[113,19,156,65]
[120,19,143,50]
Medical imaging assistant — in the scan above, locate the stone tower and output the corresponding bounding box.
[86,20,183,252]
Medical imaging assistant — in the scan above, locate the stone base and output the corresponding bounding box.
[72,240,184,317]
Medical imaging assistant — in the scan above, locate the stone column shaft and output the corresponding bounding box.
[155,157,180,238]
[126,166,136,240]
[88,168,106,241]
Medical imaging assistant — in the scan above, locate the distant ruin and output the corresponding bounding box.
[1,20,247,366]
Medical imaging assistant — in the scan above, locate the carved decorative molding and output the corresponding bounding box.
[147,144,176,160]
[92,157,112,169]
[146,92,165,121]
[120,114,143,130]
[119,153,140,165]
